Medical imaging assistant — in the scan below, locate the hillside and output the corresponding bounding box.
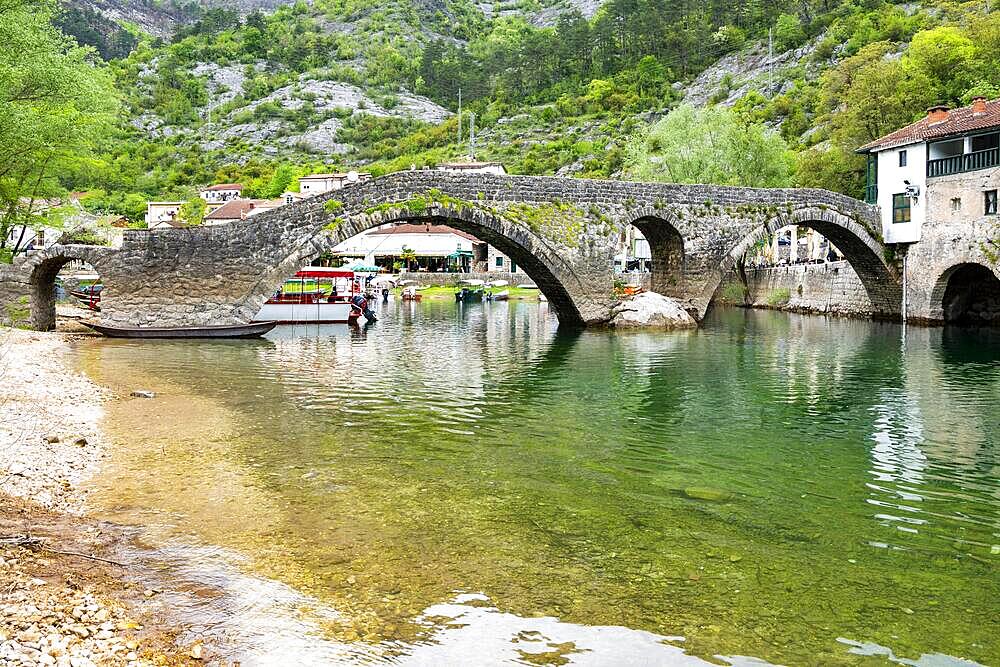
[46,0,1000,223]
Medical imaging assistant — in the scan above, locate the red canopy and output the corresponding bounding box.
[293,269,355,279]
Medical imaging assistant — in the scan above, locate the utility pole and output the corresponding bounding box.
[767,28,773,96]
[457,88,462,154]
[469,112,476,160]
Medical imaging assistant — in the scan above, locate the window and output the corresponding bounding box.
[495,256,504,268]
[899,150,907,167]
[972,133,1000,152]
[892,194,911,224]
[986,190,998,215]
[951,197,962,212]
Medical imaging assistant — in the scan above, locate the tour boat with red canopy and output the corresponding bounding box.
[253,267,377,324]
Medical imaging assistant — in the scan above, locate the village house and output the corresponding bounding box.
[297,171,371,198]
[436,160,507,176]
[199,183,244,210]
[858,96,1000,243]
[145,202,186,229]
[203,199,283,226]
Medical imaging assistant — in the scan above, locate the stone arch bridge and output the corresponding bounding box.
[0,171,903,330]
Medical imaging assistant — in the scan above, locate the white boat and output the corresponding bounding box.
[253,268,375,324]
[491,289,510,301]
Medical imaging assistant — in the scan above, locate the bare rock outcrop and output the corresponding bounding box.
[610,292,697,330]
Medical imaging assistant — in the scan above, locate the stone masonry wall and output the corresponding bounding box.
[740,261,873,316]
[905,168,1000,323]
[0,171,893,329]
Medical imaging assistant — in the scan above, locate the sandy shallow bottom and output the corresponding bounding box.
[0,326,200,666]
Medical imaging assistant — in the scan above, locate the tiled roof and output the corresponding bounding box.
[204,183,243,191]
[300,172,371,180]
[205,199,266,220]
[368,223,480,242]
[859,98,1000,152]
[437,161,503,168]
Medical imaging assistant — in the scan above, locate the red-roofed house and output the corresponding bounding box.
[858,97,1000,243]
[200,183,244,205]
[203,199,282,225]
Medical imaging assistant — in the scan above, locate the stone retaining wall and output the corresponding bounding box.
[740,261,873,317]
[397,271,535,287]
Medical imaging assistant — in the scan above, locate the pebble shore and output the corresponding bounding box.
[0,327,199,666]
[0,327,108,512]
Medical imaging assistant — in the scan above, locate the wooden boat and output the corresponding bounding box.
[455,287,483,302]
[456,279,485,302]
[253,268,375,324]
[401,286,422,301]
[489,289,510,301]
[83,321,277,339]
[74,296,100,312]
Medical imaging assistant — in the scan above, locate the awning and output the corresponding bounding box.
[447,250,474,259]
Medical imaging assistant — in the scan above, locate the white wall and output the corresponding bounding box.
[334,230,474,257]
[488,245,521,272]
[876,141,925,243]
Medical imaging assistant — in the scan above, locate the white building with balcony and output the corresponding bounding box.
[199,183,243,205]
[858,97,1000,244]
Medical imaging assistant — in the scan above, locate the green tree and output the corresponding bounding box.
[624,104,793,188]
[0,0,118,259]
[263,164,295,199]
[399,246,417,271]
[634,56,666,99]
[774,13,806,52]
[904,26,976,104]
[179,196,207,225]
[831,56,933,148]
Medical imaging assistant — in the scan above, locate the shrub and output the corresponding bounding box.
[719,282,746,304]
[766,288,791,306]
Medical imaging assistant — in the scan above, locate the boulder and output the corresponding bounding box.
[610,292,697,330]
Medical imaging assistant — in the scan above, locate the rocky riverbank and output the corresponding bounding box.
[0,327,202,666]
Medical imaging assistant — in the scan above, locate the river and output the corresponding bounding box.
[71,300,999,666]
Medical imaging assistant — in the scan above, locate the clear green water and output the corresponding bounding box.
[76,302,1000,665]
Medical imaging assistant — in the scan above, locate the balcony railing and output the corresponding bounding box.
[927,147,1000,178]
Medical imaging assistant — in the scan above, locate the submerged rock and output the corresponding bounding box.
[130,390,156,399]
[683,486,732,502]
[610,292,697,330]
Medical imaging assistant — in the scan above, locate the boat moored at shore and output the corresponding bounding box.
[253,268,377,324]
[83,321,277,339]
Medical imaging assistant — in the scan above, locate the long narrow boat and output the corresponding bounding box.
[83,321,277,339]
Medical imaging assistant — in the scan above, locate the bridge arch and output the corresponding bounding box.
[234,201,602,327]
[703,206,902,319]
[928,262,1000,325]
[22,245,116,331]
[619,207,685,298]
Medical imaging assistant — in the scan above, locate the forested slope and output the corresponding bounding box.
[16,0,1000,224]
